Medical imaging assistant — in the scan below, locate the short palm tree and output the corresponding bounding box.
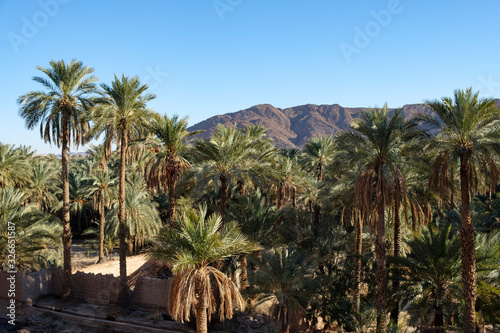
[301,135,336,181]
[0,187,62,273]
[28,158,60,211]
[0,143,33,189]
[420,88,500,333]
[389,224,461,327]
[106,173,161,255]
[147,205,257,333]
[82,170,116,262]
[18,59,99,298]
[88,74,155,301]
[191,124,265,223]
[145,113,202,222]
[335,105,422,332]
[248,245,313,333]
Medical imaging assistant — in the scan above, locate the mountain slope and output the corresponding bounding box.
[188,100,500,149]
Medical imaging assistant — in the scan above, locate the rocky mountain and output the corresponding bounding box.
[188,99,500,149]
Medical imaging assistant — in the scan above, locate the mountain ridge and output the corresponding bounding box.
[188,99,500,149]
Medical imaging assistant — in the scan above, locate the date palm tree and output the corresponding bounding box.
[0,143,33,189]
[191,124,266,223]
[420,88,500,333]
[18,59,99,298]
[106,173,161,255]
[82,170,116,262]
[0,187,62,273]
[389,224,461,327]
[144,113,202,222]
[147,205,257,333]
[248,245,313,333]
[335,105,422,333]
[88,74,155,302]
[27,158,60,211]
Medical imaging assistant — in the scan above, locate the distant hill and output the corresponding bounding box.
[188,100,500,149]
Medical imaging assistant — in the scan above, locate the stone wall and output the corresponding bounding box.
[0,268,171,312]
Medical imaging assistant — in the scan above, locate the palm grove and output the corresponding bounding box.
[1,59,498,333]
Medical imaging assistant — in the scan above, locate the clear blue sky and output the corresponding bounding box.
[1,0,499,154]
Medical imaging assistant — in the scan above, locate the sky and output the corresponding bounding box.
[1,0,499,154]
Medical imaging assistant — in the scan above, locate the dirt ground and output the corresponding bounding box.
[71,240,148,276]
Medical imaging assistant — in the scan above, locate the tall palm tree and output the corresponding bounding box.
[18,59,99,298]
[420,88,500,333]
[88,74,155,302]
[147,205,257,333]
[144,113,202,222]
[335,105,422,333]
[82,170,116,262]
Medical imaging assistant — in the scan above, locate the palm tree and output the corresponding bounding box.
[87,144,110,171]
[0,143,33,189]
[27,158,60,211]
[0,187,62,273]
[191,124,267,223]
[248,245,313,333]
[18,59,99,298]
[227,188,281,288]
[88,74,155,302]
[147,205,257,333]
[335,105,422,332]
[420,88,500,333]
[106,173,161,255]
[301,135,336,182]
[144,113,202,222]
[82,170,116,262]
[389,224,461,327]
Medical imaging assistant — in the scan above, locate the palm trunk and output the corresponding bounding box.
[219,174,228,224]
[460,156,477,333]
[195,272,208,333]
[127,237,134,255]
[390,190,402,325]
[61,120,72,300]
[291,187,296,208]
[277,182,284,209]
[167,169,176,223]
[239,255,248,290]
[434,303,444,327]
[354,209,363,311]
[97,194,105,263]
[237,179,245,197]
[314,204,320,226]
[118,133,128,305]
[376,192,387,333]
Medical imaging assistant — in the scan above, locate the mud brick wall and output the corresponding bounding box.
[71,271,121,305]
[131,276,171,314]
[22,268,62,302]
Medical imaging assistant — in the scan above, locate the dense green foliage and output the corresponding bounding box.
[5,60,500,333]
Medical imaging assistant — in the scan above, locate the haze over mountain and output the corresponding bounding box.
[188,100,500,149]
